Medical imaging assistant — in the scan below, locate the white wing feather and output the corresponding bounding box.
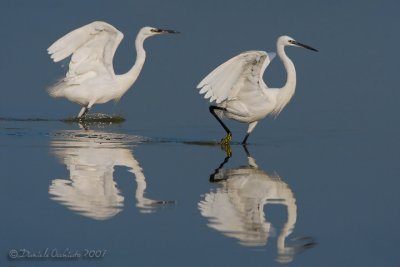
[197,51,276,104]
[47,21,124,84]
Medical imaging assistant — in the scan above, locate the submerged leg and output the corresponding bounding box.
[209,153,231,182]
[242,121,258,144]
[220,143,232,158]
[242,144,251,157]
[242,144,258,168]
[209,105,232,145]
[78,106,89,119]
[77,102,94,119]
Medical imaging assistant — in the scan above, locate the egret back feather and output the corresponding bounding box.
[197,51,276,104]
[47,21,124,97]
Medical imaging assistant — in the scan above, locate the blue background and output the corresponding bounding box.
[1,1,399,266]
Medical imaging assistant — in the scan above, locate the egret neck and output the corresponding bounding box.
[273,42,297,115]
[116,32,147,99]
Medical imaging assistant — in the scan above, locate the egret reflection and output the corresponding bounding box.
[49,129,171,220]
[198,146,315,263]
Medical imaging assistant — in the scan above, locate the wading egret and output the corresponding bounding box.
[197,35,317,144]
[48,21,179,118]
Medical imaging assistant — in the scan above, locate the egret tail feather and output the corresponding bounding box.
[48,78,67,98]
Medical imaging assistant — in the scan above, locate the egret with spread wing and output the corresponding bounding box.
[197,36,317,144]
[48,21,179,118]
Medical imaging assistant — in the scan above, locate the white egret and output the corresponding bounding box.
[48,21,179,118]
[197,35,318,144]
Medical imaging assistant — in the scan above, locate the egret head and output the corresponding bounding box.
[279,35,318,52]
[140,26,180,37]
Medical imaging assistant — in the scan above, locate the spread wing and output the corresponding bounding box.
[47,21,124,85]
[196,51,276,104]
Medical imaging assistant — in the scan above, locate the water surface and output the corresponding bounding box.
[1,0,400,266]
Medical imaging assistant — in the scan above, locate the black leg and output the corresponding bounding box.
[209,155,231,182]
[242,144,251,157]
[209,106,233,145]
[242,133,250,144]
[209,106,231,135]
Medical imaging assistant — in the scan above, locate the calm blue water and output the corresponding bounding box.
[1,1,400,266]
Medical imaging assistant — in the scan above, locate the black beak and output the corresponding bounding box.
[294,41,318,52]
[156,28,180,34]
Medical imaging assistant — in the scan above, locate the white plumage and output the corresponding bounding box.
[198,51,276,105]
[197,35,317,144]
[48,21,178,118]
